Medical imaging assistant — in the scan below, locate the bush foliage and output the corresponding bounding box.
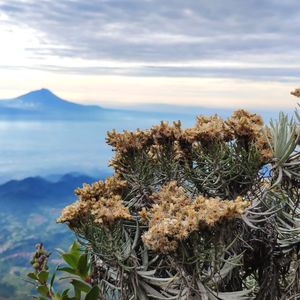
[34,108,300,299]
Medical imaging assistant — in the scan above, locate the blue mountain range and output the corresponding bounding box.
[0,173,97,212]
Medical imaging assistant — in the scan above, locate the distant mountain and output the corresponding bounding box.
[0,88,194,121]
[0,88,285,122]
[0,89,104,119]
[0,173,97,211]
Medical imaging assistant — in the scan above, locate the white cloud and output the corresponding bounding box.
[0,0,300,109]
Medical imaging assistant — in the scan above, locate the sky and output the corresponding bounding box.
[0,0,300,109]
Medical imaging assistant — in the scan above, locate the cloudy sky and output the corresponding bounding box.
[0,0,300,109]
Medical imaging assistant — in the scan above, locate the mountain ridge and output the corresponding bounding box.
[0,88,283,122]
[0,88,104,119]
[0,173,98,211]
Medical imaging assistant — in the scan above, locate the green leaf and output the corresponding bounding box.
[73,284,81,300]
[61,289,72,300]
[58,266,78,275]
[50,268,58,288]
[27,272,38,280]
[78,253,89,278]
[37,286,49,297]
[38,271,49,283]
[71,279,91,293]
[85,286,100,300]
[68,241,81,258]
[62,253,79,269]
[53,294,62,300]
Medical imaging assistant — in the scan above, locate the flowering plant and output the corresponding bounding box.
[56,108,300,300]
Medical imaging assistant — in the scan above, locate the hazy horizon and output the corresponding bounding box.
[0,87,297,112]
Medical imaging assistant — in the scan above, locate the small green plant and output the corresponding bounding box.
[27,242,100,300]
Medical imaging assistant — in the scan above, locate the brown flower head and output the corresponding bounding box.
[57,200,91,224]
[75,174,127,201]
[142,181,249,253]
[58,174,129,227]
[254,127,273,162]
[91,194,131,225]
[106,128,152,153]
[183,115,233,144]
[150,120,182,144]
[291,88,300,97]
[227,109,263,138]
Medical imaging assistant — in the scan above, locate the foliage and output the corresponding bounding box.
[53,108,300,299]
[27,242,100,300]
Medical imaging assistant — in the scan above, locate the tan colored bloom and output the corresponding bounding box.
[109,153,127,172]
[227,109,263,138]
[104,174,128,195]
[139,207,149,223]
[291,88,300,97]
[196,114,234,142]
[147,144,163,162]
[193,195,249,222]
[226,110,272,162]
[91,194,131,225]
[150,120,182,144]
[106,128,152,153]
[183,115,233,144]
[254,128,273,162]
[57,200,91,224]
[58,174,129,227]
[75,174,127,201]
[172,140,185,160]
[142,182,249,253]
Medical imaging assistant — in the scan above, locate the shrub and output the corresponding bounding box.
[55,109,300,299]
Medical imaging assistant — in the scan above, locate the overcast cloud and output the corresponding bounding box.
[1,0,300,79]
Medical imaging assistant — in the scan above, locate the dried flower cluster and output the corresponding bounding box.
[291,88,300,97]
[57,174,130,226]
[75,173,127,200]
[227,109,263,138]
[107,109,273,166]
[150,120,182,144]
[56,200,88,224]
[141,181,249,253]
[106,128,152,153]
[184,114,233,143]
[226,109,272,162]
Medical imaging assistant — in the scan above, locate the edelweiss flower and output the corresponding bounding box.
[141,182,249,253]
[291,88,300,97]
[57,174,130,227]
